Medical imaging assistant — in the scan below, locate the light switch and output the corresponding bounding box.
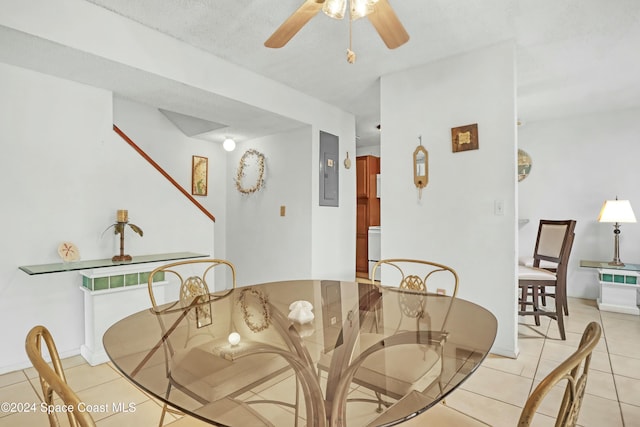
[280,206,286,216]
[494,200,505,216]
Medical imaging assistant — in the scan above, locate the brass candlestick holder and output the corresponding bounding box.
[105,210,143,262]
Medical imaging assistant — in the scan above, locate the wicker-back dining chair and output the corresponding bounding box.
[387,321,602,426]
[25,325,96,427]
[371,258,459,297]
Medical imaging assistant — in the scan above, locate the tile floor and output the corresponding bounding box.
[0,298,638,426]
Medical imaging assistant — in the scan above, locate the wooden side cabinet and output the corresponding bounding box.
[356,156,380,275]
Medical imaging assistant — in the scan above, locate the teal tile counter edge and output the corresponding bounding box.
[81,270,165,292]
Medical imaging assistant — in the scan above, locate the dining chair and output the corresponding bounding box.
[146,259,291,427]
[518,220,576,340]
[322,259,459,414]
[387,321,601,426]
[25,325,97,427]
[147,258,236,312]
[147,259,231,425]
[370,258,459,297]
[518,257,559,311]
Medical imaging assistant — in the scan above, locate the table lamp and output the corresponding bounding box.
[598,198,636,266]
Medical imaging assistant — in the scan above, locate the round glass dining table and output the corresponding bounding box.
[103,280,497,427]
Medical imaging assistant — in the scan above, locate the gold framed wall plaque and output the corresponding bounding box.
[192,155,208,196]
[451,123,479,153]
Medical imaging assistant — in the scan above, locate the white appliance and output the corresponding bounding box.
[368,226,381,281]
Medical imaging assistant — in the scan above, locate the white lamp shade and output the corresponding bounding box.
[598,200,637,223]
[223,138,236,152]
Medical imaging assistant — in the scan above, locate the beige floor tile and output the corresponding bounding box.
[0,370,27,388]
[519,321,551,341]
[606,339,640,360]
[565,298,598,313]
[601,310,640,322]
[0,381,41,419]
[620,403,640,427]
[534,359,617,400]
[610,353,640,379]
[602,314,640,341]
[76,377,152,421]
[600,315,640,333]
[246,370,295,395]
[251,372,299,411]
[584,369,618,401]
[0,408,49,426]
[577,393,623,427]
[516,337,545,358]
[530,380,569,421]
[341,388,386,426]
[545,324,608,353]
[538,340,576,362]
[540,340,611,373]
[615,374,640,407]
[522,412,559,427]
[481,353,538,378]
[165,414,223,426]
[445,388,522,427]
[64,363,123,393]
[587,350,613,374]
[234,400,303,426]
[23,354,87,380]
[459,366,533,407]
[561,314,603,335]
[96,399,168,427]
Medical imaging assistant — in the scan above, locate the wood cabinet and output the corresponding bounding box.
[356,156,380,274]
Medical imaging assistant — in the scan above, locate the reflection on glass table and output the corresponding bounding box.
[103,280,497,426]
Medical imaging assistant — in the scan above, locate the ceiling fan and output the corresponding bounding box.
[265,0,409,63]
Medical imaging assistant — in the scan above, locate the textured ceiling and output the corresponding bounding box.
[5,1,640,147]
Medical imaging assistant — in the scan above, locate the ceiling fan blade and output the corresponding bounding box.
[265,0,325,48]
[367,0,409,49]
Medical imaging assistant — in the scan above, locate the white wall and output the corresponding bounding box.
[0,63,215,372]
[518,107,640,299]
[227,127,313,285]
[0,6,356,371]
[311,117,358,281]
[380,42,518,357]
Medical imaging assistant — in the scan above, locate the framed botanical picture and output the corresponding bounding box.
[451,123,479,153]
[192,155,208,196]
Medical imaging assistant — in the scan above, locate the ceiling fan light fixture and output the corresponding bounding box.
[323,0,347,19]
[350,0,375,20]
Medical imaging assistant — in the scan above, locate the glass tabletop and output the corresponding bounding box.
[103,280,497,427]
[18,252,207,275]
[580,260,640,271]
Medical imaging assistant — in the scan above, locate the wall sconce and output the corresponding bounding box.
[598,198,636,266]
[413,135,428,200]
